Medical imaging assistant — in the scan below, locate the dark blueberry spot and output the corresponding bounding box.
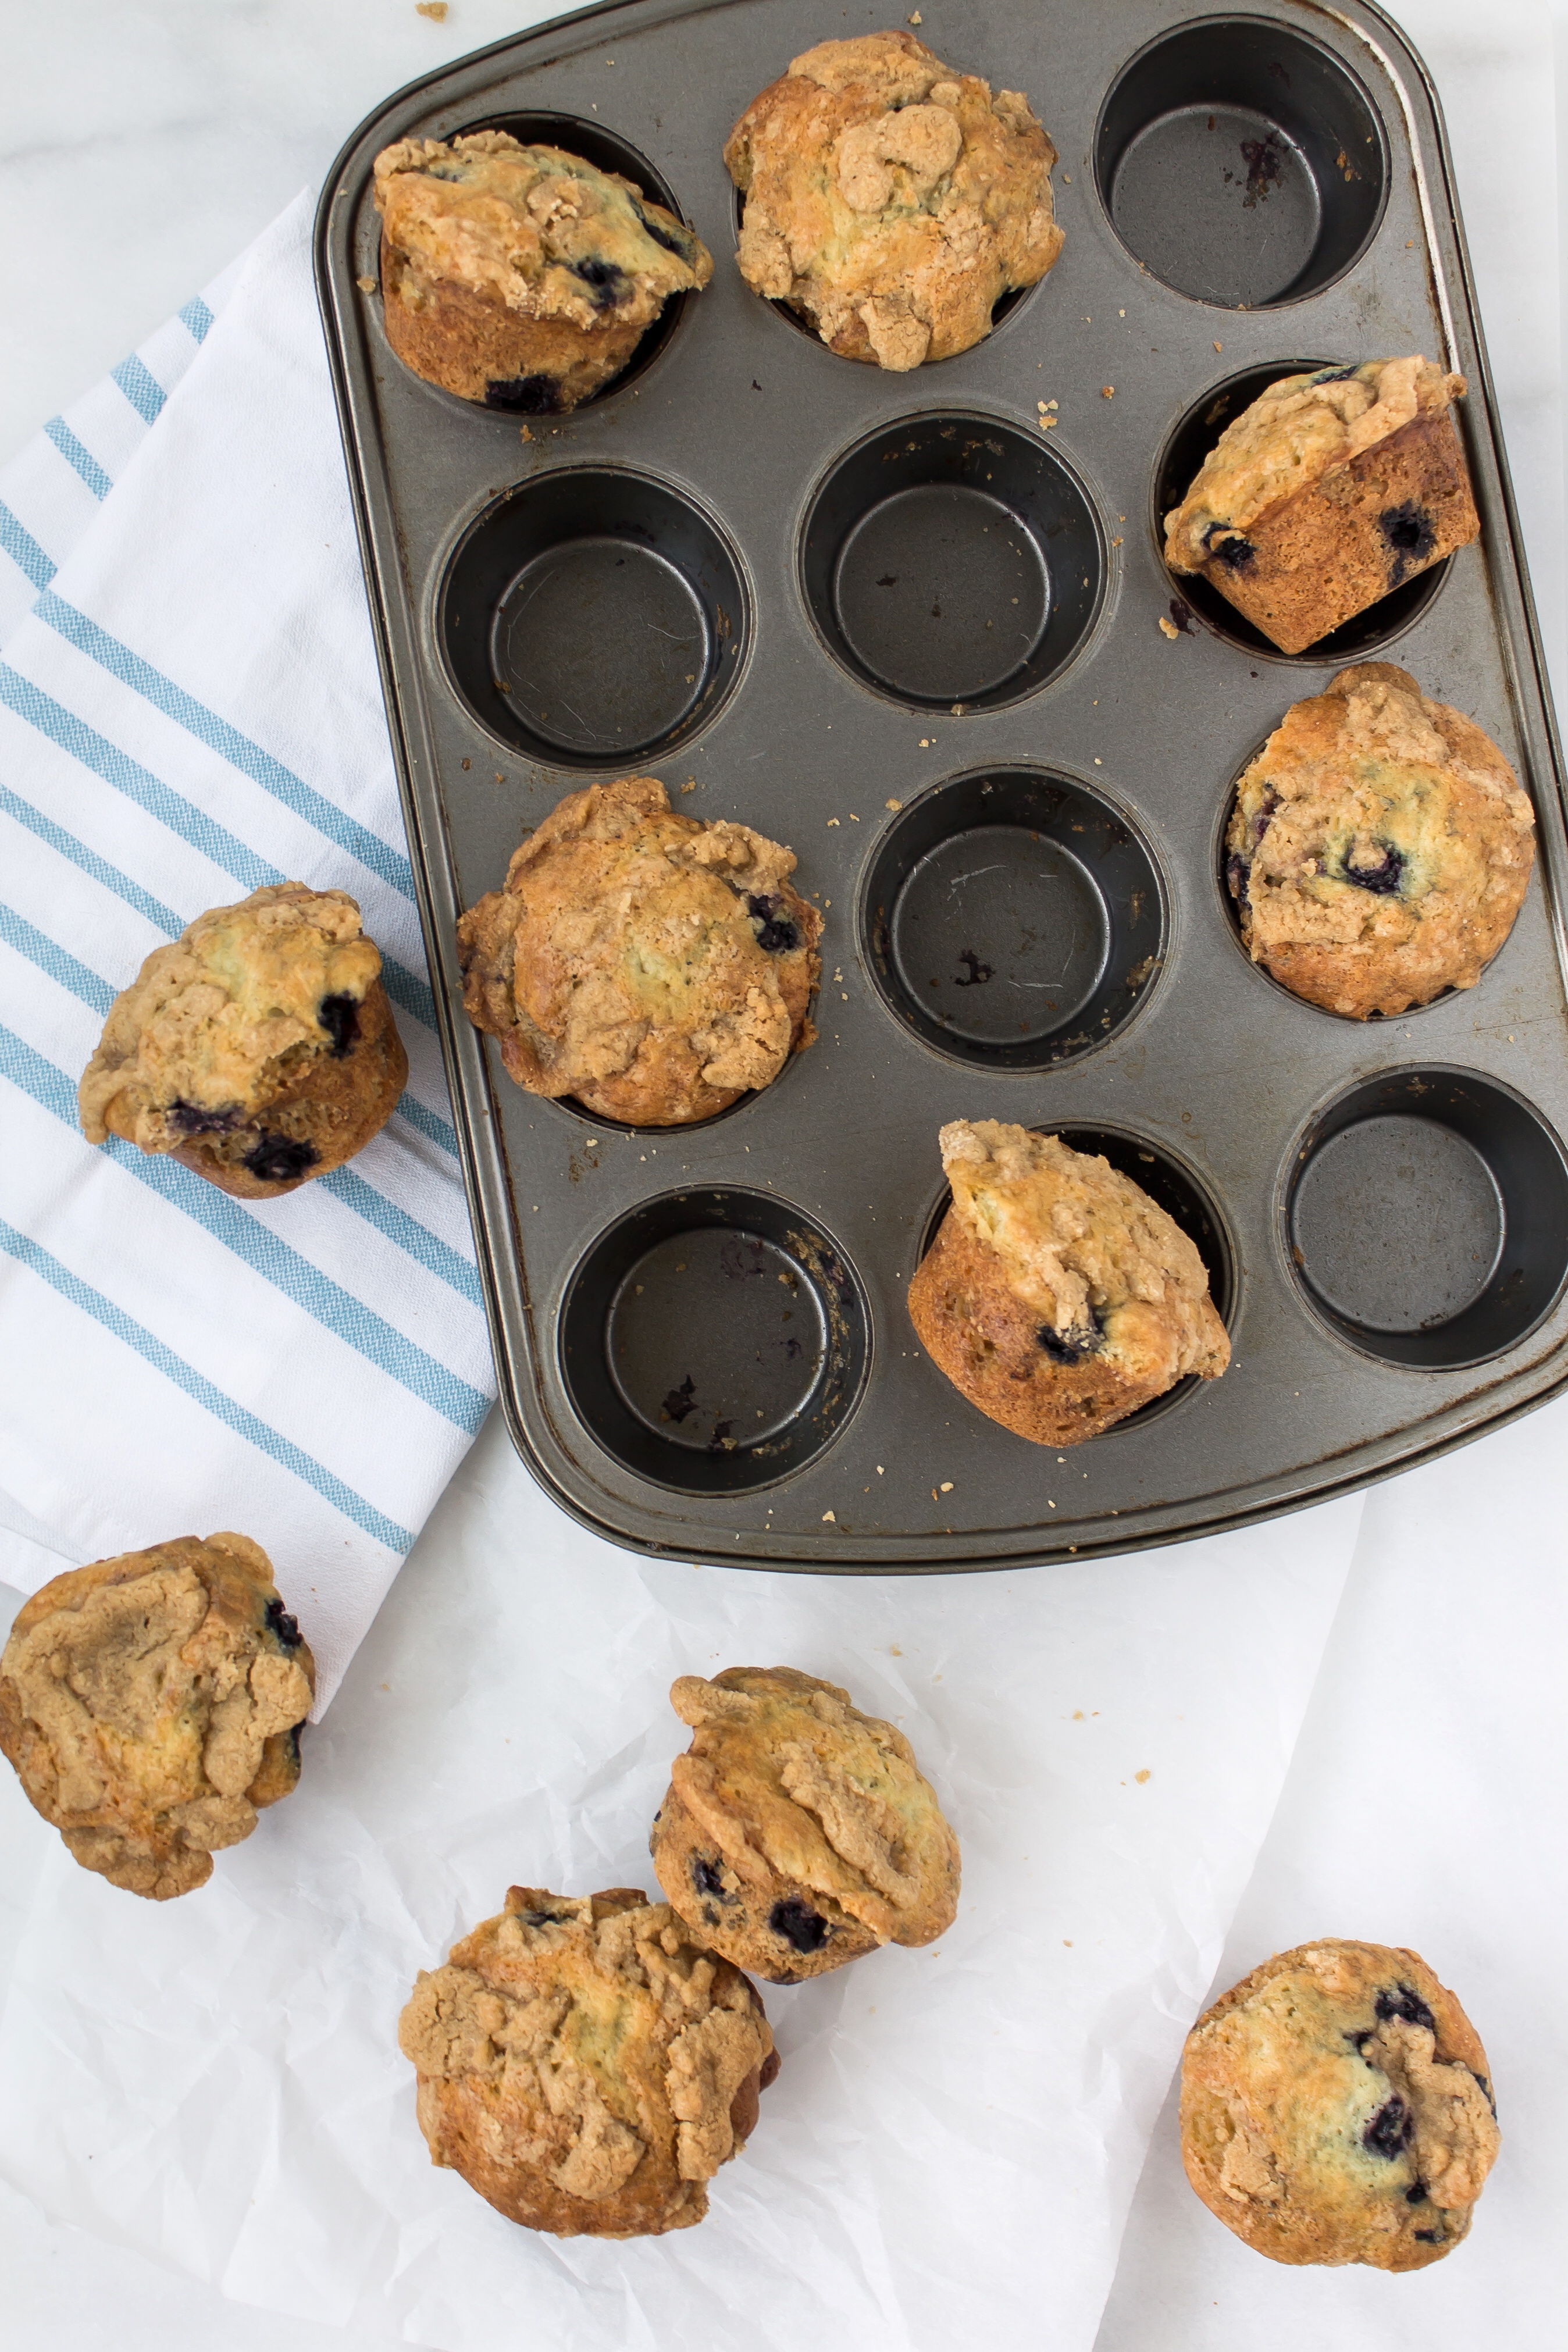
[953,948,994,987]
[1376,1983,1437,2032]
[167,1099,245,1137]
[1414,2229,1440,2243]
[317,993,360,1057]
[692,1856,733,1902]
[1342,840,1405,897]
[1380,500,1437,586]
[1345,2028,1373,2050]
[525,1910,558,1927]
[1406,2182,1428,2204]
[1210,533,1257,573]
[1363,2096,1413,2159]
[1038,1314,1103,1364]
[662,1374,697,1424]
[570,256,630,310]
[484,372,564,414]
[769,1896,829,1953]
[1313,364,1360,384]
[746,893,800,954]
[1252,787,1280,844]
[1225,852,1250,903]
[1168,596,1194,635]
[635,205,689,259]
[243,1133,319,1184]
[265,1596,303,1651]
[1470,2068,1496,2116]
[702,1904,719,1925]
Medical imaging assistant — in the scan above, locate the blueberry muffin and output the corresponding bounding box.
[0,1532,314,1900]
[1180,1940,1501,2270]
[650,1666,961,1984]
[1227,663,1535,1018]
[398,1885,779,2237]
[79,882,407,1198]
[457,775,821,1125]
[725,30,1063,369]
[909,1121,1230,1445]
[1164,359,1480,654]
[372,132,712,412]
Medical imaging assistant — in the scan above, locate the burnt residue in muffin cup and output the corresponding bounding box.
[1283,1068,1568,1369]
[1154,363,1453,660]
[439,468,749,765]
[1095,19,1388,309]
[863,769,1164,1070]
[800,414,1105,712]
[560,1189,869,1492]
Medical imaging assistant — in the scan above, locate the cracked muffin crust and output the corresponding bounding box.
[725,30,1064,369]
[1180,1940,1501,2270]
[909,1120,1230,1445]
[79,882,407,1198]
[456,775,821,1125]
[1227,663,1534,1018]
[650,1666,961,1984]
[1164,359,1480,654]
[0,1532,315,1900]
[398,1885,779,2237]
[373,132,712,411]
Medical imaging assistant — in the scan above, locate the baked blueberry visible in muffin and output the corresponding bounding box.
[908,1120,1229,1444]
[1164,358,1480,653]
[650,1666,961,1984]
[398,1885,779,2237]
[78,882,407,1198]
[725,30,1063,369]
[455,775,821,1125]
[1180,1939,1501,2269]
[0,1532,315,1899]
[372,132,712,411]
[1227,662,1534,1017]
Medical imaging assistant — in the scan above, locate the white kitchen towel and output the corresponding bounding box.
[0,193,496,1709]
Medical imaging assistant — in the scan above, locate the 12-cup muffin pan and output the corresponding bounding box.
[317,0,1568,1567]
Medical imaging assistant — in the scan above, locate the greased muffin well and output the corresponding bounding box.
[398,1885,778,2237]
[78,882,407,1198]
[725,29,1063,369]
[909,1121,1230,1444]
[1180,1940,1501,2269]
[650,1666,961,1983]
[456,775,821,1125]
[1227,663,1535,1017]
[1164,358,1479,654]
[373,132,712,411]
[0,1533,315,1899]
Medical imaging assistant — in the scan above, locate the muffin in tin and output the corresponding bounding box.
[909,1120,1230,1445]
[457,775,821,1125]
[372,131,712,412]
[79,882,407,1198]
[1181,1939,1500,2270]
[1227,662,1535,1018]
[650,1665,961,1984]
[725,29,1063,370]
[398,1884,778,2237]
[0,1531,315,1900]
[1164,358,1480,654]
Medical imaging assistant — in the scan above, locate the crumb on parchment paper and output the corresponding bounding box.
[415,1,448,17]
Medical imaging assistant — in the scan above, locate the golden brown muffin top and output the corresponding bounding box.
[940,1120,1230,1390]
[725,28,1063,369]
[1165,358,1466,572]
[373,132,712,332]
[78,883,383,1153]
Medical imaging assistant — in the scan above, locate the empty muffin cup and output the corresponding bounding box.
[1156,364,1452,658]
[800,415,1104,710]
[863,769,1164,1069]
[440,469,748,764]
[1095,19,1387,309]
[1285,1068,1568,1369]
[559,1189,869,1492]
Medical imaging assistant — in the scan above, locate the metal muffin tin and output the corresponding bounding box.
[316,0,1568,1568]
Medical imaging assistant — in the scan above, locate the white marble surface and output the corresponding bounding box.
[3,2,1567,2347]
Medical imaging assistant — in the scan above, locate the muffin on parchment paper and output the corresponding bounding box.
[909,1121,1230,1445]
[725,29,1064,370]
[1164,358,1480,653]
[1180,1940,1500,2271]
[1227,662,1535,1018]
[457,775,821,1125]
[372,132,712,412]
[398,1885,778,2238]
[0,1533,314,1900]
[650,1666,961,1983]
[79,882,407,1198]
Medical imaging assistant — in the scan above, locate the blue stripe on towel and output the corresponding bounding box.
[41,420,113,502]
[0,501,56,591]
[179,296,216,343]
[0,783,184,936]
[0,1023,489,1434]
[110,355,166,426]
[0,1215,414,1552]
[0,904,115,1014]
[395,1093,461,1160]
